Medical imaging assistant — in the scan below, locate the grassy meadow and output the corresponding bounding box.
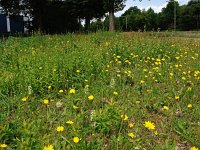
[0,32,200,150]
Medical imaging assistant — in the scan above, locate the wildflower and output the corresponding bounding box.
[113,91,118,95]
[48,85,51,90]
[69,88,76,94]
[136,101,140,104]
[128,123,134,128]
[187,104,192,108]
[182,77,186,80]
[128,132,134,138]
[88,95,94,101]
[56,101,63,108]
[66,120,74,125]
[73,137,80,143]
[43,145,54,150]
[121,114,128,121]
[143,121,155,130]
[163,106,169,110]
[43,99,49,105]
[175,96,179,100]
[59,89,64,93]
[0,144,7,148]
[154,131,158,136]
[76,70,80,73]
[56,126,64,132]
[190,146,199,150]
[140,80,145,84]
[73,105,79,109]
[22,97,28,102]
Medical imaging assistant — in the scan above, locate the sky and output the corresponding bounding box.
[115,0,189,17]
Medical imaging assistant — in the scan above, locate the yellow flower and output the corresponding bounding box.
[163,106,169,110]
[69,88,76,94]
[59,89,64,93]
[121,114,128,121]
[128,123,134,128]
[56,126,64,132]
[190,146,199,150]
[48,85,51,90]
[43,145,54,150]
[73,137,80,143]
[22,97,28,102]
[128,132,134,138]
[187,104,192,108]
[154,131,158,136]
[143,121,155,130]
[76,70,80,73]
[66,120,74,125]
[73,105,79,109]
[88,95,94,101]
[0,144,7,148]
[182,76,186,80]
[175,96,179,100]
[113,91,118,95]
[43,99,49,105]
[140,80,145,84]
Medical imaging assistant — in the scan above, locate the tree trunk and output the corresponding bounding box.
[85,17,91,32]
[109,10,115,32]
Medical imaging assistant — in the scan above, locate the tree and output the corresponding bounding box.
[103,0,126,31]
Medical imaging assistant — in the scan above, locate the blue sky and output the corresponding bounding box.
[115,0,189,16]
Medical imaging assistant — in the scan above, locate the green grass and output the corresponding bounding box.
[0,32,200,150]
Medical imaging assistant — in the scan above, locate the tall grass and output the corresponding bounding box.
[0,32,199,150]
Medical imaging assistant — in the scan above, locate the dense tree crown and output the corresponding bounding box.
[0,0,199,33]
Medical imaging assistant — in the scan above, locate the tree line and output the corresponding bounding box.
[0,0,199,33]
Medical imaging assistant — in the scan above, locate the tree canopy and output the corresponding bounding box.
[0,0,199,33]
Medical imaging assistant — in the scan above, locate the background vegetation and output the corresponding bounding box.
[0,0,199,33]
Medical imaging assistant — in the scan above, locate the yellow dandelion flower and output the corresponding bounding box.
[143,121,155,130]
[190,146,199,150]
[48,85,52,90]
[88,95,94,101]
[66,120,74,125]
[43,99,49,105]
[128,123,134,128]
[163,106,169,110]
[140,80,145,84]
[56,126,64,132]
[128,132,134,138]
[59,89,64,93]
[154,131,158,136]
[73,137,80,144]
[73,105,79,109]
[0,144,7,148]
[69,88,76,94]
[22,96,28,102]
[121,114,128,121]
[43,145,54,150]
[175,96,179,100]
[182,77,186,80]
[113,91,118,95]
[187,104,192,108]
[76,70,80,73]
